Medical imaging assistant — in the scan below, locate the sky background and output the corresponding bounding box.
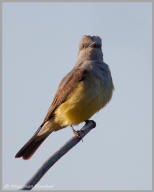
[2,2,152,190]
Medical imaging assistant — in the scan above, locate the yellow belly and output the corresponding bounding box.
[54,73,113,126]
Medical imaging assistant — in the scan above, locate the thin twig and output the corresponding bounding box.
[21,120,96,190]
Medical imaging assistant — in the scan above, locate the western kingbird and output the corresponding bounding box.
[15,35,114,160]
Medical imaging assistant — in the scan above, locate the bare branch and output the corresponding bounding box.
[21,120,96,190]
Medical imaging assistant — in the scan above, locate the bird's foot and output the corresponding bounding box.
[71,125,83,142]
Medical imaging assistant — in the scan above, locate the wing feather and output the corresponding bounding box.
[41,68,87,126]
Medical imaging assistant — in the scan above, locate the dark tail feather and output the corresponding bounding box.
[15,127,52,160]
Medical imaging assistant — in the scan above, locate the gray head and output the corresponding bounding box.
[79,35,102,50]
[78,35,103,61]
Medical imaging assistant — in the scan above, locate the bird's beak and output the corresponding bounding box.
[89,42,96,47]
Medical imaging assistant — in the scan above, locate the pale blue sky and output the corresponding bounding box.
[2,2,152,190]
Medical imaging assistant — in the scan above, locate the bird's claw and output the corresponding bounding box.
[71,125,83,142]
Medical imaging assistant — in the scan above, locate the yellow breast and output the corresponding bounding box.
[54,72,113,126]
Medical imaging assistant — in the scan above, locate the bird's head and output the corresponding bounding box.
[79,35,102,50]
[78,35,103,61]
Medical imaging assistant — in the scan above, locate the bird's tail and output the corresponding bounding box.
[15,120,60,160]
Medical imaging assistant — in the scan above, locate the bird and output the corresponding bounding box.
[15,35,114,160]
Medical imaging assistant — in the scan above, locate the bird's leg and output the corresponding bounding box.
[71,125,80,137]
[71,125,83,141]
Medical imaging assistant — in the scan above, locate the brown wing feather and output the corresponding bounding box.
[41,68,87,126]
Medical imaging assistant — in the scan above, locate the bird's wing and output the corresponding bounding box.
[41,67,88,126]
